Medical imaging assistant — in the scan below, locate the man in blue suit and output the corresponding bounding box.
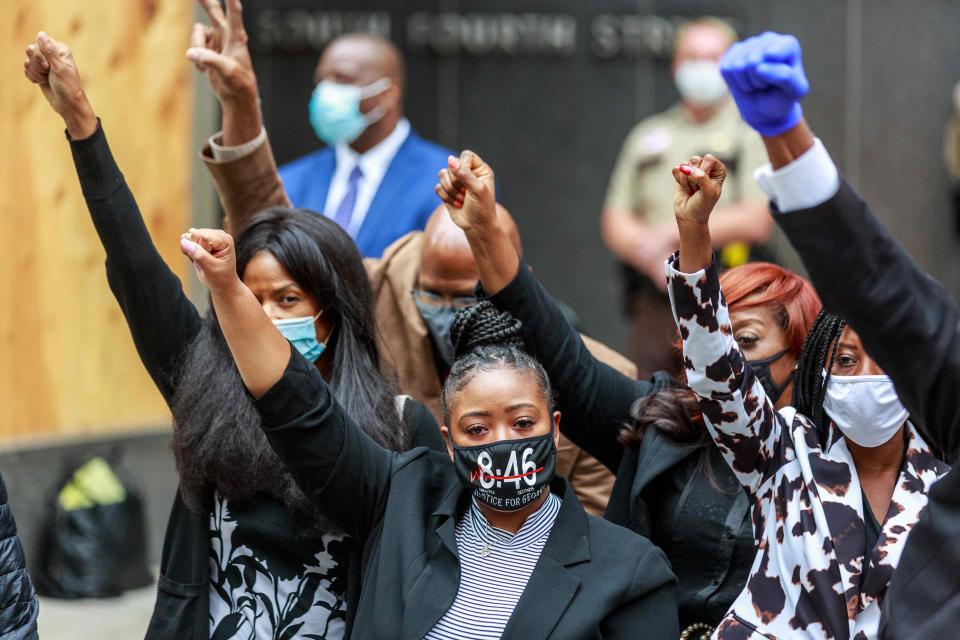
[277,33,452,257]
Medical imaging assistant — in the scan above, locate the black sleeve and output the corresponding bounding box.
[405,399,446,452]
[69,123,202,402]
[488,263,658,472]
[254,349,395,542]
[775,180,960,456]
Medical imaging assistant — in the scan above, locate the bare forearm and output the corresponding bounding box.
[677,220,712,274]
[221,99,263,147]
[464,222,521,295]
[708,200,774,246]
[64,98,98,140]
[601,208,648,265]
[762,118,815,170]
[210,282,291,398]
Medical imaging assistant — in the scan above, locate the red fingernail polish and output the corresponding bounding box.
[679,164,692,176]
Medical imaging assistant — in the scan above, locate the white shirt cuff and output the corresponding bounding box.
[208,127,267,163]
[753,138,840,212]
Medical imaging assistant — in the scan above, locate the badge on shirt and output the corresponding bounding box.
[640,128,672,156]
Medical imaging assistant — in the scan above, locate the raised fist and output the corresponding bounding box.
[672,154,727,226]
[179,228,240,293]
[436,151,497,233]
[720,32,809,137]
[23,32,96,139]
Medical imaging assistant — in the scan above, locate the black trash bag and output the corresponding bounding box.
[35,455,152,598]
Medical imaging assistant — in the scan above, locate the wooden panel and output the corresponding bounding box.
[0,0,192,440]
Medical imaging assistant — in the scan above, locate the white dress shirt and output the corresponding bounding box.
[753,137,840,213]
[208,127,268,164]
[324,118,411,237]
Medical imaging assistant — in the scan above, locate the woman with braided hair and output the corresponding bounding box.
[177,221,680,637]
[661,149,948,639]
[434,149,819,635]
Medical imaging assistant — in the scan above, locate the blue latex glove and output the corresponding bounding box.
[720,32,809,137]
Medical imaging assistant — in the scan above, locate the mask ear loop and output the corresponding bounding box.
[359,77,392,127]
[313,309,337,350]
[359,77,391,98]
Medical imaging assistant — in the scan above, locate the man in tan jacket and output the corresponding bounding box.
[187,1,635,515]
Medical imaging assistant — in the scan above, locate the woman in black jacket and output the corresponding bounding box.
[433,153,819,635]
[715,32,960,637]
[178,219,678,638]
[0,474,39,640]
[24,32,443,640]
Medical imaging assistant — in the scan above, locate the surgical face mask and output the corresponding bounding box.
[749,349,794,405]
[451,430,557,512]
[674,59,728,107]
[273,310,329,363]
[822,373,909,447]
[308,78,391,145]
[412,290,478,369]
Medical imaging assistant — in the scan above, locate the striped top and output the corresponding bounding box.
[425,493,562,640]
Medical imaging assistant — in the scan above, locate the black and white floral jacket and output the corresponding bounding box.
[666,256,949,640]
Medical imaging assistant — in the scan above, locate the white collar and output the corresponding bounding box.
[334,118,411,177]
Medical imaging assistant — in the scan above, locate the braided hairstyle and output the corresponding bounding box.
[439,300,554,425]
[791,309,847,433]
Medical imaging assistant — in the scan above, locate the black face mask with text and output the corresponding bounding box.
[451,430,556,512]
[749,348,794,405]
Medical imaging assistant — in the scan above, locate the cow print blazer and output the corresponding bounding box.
[665,256,949,640]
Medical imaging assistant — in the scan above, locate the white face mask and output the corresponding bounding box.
[674,59,728,107]
[822,373,909,447]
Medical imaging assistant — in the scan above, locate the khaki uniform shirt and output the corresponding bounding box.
[606,99,788,269]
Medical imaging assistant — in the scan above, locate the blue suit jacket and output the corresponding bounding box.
[279,130,452,257]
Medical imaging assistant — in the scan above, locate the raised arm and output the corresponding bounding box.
[436,153,655,471]
[24,32,202,401]
[722,32,960,455]
[188,0,290,234]
[180,228,395,539]
[667,154,785,496]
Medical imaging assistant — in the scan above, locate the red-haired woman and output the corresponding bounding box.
[435,150,821,637]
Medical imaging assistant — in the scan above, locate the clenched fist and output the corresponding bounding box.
[179,228,241,293]
[672,154,727,226]
[720,32,809,137]
[435,150,497,233]
[23,32,96,139]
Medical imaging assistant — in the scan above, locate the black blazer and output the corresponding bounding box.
[252,349,680,639]
[774,180,959,639]
[143,397,442,640]
[487,263,755,630]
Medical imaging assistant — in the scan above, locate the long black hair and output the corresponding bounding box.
[170,208,404,536]
[791,309,847,435]
[439,301,555,425]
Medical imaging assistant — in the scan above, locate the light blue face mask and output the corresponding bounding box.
[308,78,391,145]
[273,310,330,363]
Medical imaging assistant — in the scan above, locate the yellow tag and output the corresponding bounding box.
[720,242,750,268]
